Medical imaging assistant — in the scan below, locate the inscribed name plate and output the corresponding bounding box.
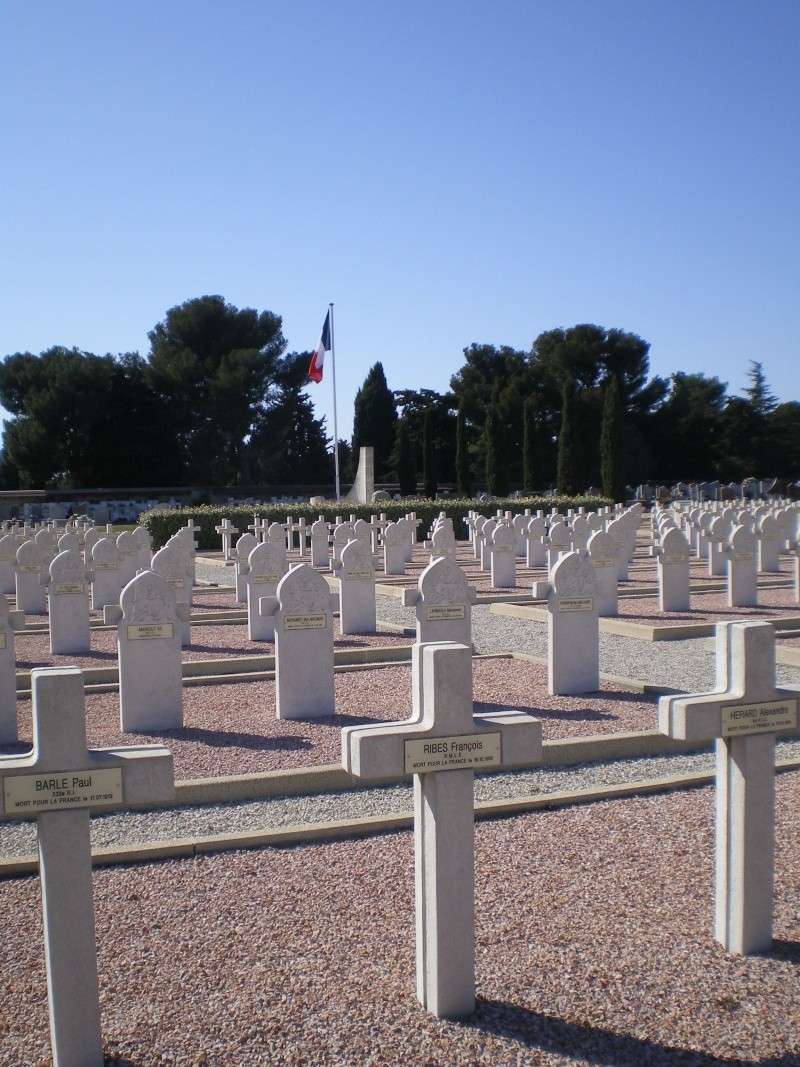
[18,564,40,574]
[662,555,688,565]
[53,583,85,595]
[126,623,175,640]
[593,560,616,568]
[343,570,373,580]
[426,605,465,621]
[3,768,123,814]
[285,613,326,630]
[721,698,798,738]
[405,732,501,774]
[252,574,281,584]
[558,597,594,613]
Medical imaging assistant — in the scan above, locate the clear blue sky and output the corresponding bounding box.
[1,0,798,442]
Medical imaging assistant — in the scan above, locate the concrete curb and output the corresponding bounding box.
[491,601,800,642]
[4,758,799,877]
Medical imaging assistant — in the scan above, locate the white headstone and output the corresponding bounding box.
[46,549,92,655]
[336,538,376,635]
[90,537,122,611]
[15,539,47,615]
[534,551,599,696]
[0,596,24,743]
[246,541,288,641]
[403,556,476,646]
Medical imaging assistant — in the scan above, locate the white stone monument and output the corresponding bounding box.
[0,596,25,743]
[534,550,599,696]
[45,549,92,655]
[402,556,476,645]
[722,524,758,608]
[653,527,691,612]
[15,539,47,615]
[335,538,376,635]
[90,537,123,611]
[246,541,288,641]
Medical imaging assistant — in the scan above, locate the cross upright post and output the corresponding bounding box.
[342,642,541,1018]
[0,667,173,1067]
[248,514,267,543]
[659,621,798,954]
[214,517,239,561]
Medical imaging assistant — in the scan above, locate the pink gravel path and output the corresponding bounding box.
[13,626,412,671]
[0,661,658,779]
[3,775,800,1065]
[618,585,800,624]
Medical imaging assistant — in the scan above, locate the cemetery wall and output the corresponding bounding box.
[140,495,613,550]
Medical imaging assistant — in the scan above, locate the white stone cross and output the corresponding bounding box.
[342,642,541,1018]
[248,514,268,543]
[215,517,239,561]
[0,667,173,1067]
[659,621,798,954]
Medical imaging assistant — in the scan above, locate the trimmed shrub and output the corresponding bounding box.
[140,494,613,551]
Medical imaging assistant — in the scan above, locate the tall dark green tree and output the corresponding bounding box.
[422,409,436,498]
[484,389,508,496]
[351,362,398,477]
[455,407,472,497]
[744,360,778,417]
[600,375,625,501]
[395,416,416,495]
[556,378,583,495]
[522,396,538,495]
[147,295,287,484]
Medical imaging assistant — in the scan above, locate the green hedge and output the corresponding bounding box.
[140,495,613,551]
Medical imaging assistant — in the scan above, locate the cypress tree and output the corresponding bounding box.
[422,408,437,498]
[351,362,398,476]
[600,374,625,502]
[556,377,582,495]
[455,407,472,497]
[522,396,538,495]
[396,416,416,496]
[484,402,508,496]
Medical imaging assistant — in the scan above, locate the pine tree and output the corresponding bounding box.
[522,396,538,495]
[556,377,583,495]
[744,360,778,417]
[484,399,508,496]
[396,416,416,496]
[455,407,472,497]
[351,362,398,476]
[422,408,437,498]
[600,375,625,501]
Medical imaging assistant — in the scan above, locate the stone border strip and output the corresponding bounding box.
[490,601,800,642]
[3,757,799,877]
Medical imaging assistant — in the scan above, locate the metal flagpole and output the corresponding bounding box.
[329,302,341,501]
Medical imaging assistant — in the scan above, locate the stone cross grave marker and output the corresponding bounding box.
[261,563,337,719]
[534,550,599,695]
[0,667,173,1067]
[402,556,476,646]
[105,571,189,732]
[659,621,798,953]
[45,549,92,655]
[215,518,239,561]
[342,641,542,1018]
[0,595,26,743]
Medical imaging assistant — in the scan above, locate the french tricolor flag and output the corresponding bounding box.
[308,310,331,384]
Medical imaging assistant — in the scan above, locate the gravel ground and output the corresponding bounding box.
[4,740,800,860]
[12,626,412,671]
[618,585,800,623]
[373,597,800,692]
[3,774,800,1065]
[0,660,660,780]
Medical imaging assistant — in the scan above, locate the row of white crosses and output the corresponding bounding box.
[2,616,795,1058]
